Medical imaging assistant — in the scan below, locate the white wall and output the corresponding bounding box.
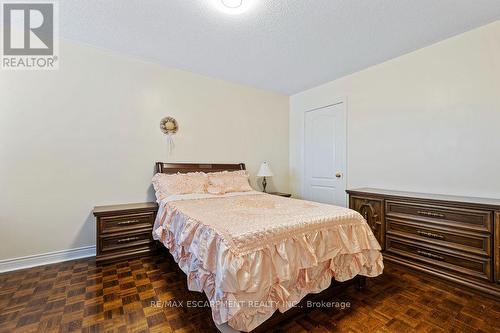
[0,40,289,260]
[290,21,500,200]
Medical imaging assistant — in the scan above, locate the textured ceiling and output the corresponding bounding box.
[60,0,500,95]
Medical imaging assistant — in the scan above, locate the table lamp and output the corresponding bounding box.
[257,162,274,192]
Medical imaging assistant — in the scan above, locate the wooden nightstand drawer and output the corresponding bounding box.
[96,245,157,264]
[100,230,153,253]
[100,212,154,234]
[93,202,158,263]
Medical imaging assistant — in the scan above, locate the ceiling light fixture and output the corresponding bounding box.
[211,0,254,15]
[221,0,243,8]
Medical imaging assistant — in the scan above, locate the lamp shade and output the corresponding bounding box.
[257,162,274,177]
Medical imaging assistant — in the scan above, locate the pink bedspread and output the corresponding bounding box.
[153,192,383,332]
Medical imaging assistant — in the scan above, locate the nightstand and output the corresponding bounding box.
[93,202,158,263]
[268,192,292,198]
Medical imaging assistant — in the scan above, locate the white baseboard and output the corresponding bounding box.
[0,245,96,273]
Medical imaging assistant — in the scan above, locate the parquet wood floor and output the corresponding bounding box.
[0,253,499,333]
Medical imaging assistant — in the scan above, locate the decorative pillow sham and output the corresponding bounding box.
[152,172,208,201]
[207,170,253,194]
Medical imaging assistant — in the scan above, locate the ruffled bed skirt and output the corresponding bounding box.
[154,203,383,332]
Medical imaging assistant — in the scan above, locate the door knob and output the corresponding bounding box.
[335,172,342,178]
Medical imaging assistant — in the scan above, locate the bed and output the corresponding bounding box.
[152,162,383,332]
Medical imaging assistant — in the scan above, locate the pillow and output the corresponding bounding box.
[152,172,208,200]
[207,170,253,194]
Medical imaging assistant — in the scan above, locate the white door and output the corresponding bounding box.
[304,103,346,206]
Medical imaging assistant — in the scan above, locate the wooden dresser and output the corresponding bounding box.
[347,188,500,297]
[93,202,158,263]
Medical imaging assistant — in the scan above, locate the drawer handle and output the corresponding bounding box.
[117,236,140,243]
[417,250,444,261]
[417,230,445,240]
[417,210,445,218]
[117,220,140,225]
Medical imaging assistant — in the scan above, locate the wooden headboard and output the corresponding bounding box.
[155,162,246,174]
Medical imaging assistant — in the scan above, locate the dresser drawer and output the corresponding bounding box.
[99,230,153,253]
[99,212,155,234]
[386,200,492,233]
[386,218,491,256]
[386,236,492,282]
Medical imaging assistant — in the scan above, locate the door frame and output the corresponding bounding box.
[301,97,347,206]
